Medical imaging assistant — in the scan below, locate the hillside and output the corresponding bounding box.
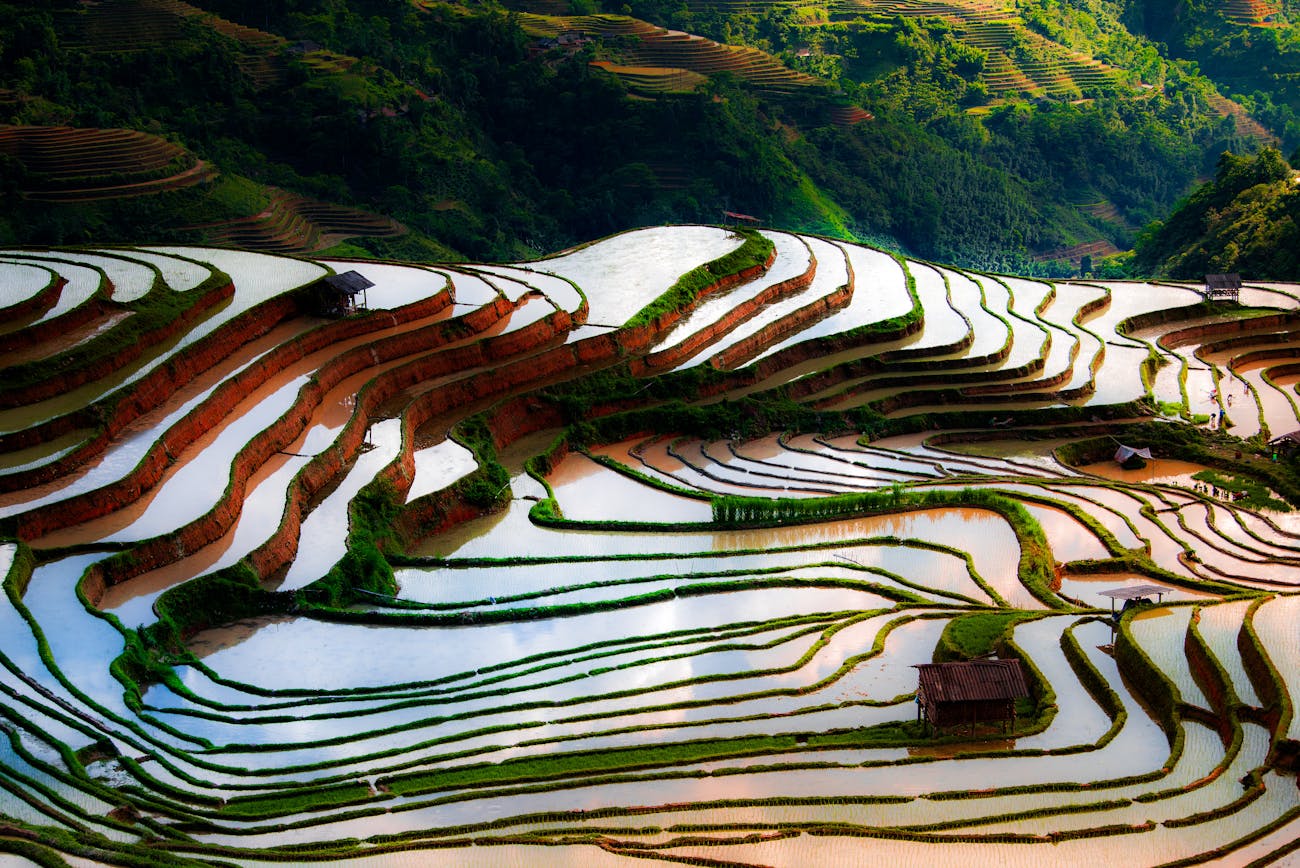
[0,0,1295,272]
[1133,146,1300,278]
[5,228,1300,863]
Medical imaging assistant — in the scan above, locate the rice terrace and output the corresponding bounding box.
[8,224,1300,867]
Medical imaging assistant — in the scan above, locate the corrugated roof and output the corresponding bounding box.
[1206,273,1242,290]
[1098,584,1169,600]
[322,270,374,295]
[914,659,1029,703]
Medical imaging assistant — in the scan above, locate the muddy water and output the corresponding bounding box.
[1020,502,1109,561]
[98,426,329,626]
[652,231,810,357]
[537,225,743,326]
[547,452,712,523]
[1058,571,1214,611]
[29,292,477,542]
[1080,458,1212,488]
[693,236,848,371]
[750,241,911,363]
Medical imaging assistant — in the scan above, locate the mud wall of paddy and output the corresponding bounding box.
[632,247,776,338]
[0,273,65,327]
[0,294,297,489]
[15,288,455,543]
[1157,312,1300,350]
[687,308,925,404]
[79,293,525,595]
[805,352,1051,411]
[0,277,109,358]
[709,275,854,372]
[245,301,591,584]
[1184,613,1235,743]
[0,279,233,410]
[394,396,569,540]
[630,245,815,376]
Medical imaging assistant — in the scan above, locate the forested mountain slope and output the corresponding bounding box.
[0,0,1295,273]
[1133,146,1300,278]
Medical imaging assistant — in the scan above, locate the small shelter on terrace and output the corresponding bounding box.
[914,659,1029,735]
[1099,584,1169,616]
[311,270,373,317]
[1269,430,1300,457]
[1114,444,1153,465]
[1204,273,1242,303]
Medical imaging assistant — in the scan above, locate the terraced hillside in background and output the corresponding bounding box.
[0,123,408,253]
[6,228,1300,864]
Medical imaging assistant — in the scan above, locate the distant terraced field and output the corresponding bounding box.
[5,228,1300,865]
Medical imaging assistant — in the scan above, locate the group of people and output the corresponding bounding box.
[1192,481,1247,501]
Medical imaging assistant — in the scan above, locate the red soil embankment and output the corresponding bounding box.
[1159,313,1300,351]
[0,288,113,358]
[630,242,815,375]
[244,302,578,585]
[710,273,853,372]
[15,289,455,538]
[0,274,65,326]
[86,292,511,589]
[0,280,233,410]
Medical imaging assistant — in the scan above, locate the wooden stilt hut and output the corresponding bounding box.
[312,270,373,317]
[914,659,1029,736]
[1204,273,1242,303]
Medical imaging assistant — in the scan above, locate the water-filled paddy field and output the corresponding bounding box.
[4,229,1300,865]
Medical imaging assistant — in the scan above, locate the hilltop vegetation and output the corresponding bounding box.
[1133,146,1300,278]
[0,0,1295,273]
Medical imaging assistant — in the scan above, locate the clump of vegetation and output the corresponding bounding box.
[1192,469,1291,512]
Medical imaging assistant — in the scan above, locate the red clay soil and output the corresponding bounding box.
[83,291,563,588]
[709,271,854,371]
[0,286,113,357]
[0,274,64,325]
[0,282,234,410]
[63,244,852,590]
[15,288,459,541]
[630,243,815,375]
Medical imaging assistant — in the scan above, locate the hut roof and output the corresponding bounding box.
[1269,430,1300,446]
[1205,273,1242,291]
[913,659,1029,703]
[1114,444,1152,463]
[321,270,374,296]
[1098,584,1170,601]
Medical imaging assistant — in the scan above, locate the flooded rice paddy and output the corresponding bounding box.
[3,235,1300,865]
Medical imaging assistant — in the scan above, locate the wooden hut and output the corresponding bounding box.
[1204,273,1242,303]
[914,659,1029,735]
[1268,430,1300,457]
[312,270,373,317]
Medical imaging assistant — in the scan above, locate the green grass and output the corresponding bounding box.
[1192,469,1291,512]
